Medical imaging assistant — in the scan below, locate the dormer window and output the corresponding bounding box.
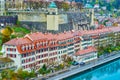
[53,41,55,45]
[46,41,48,46]
[43,42,45,46]
[26,45,28,50]
[29,44,32,50]
[36,42,39,48]
[22,45,25,51]
[58,41,61,44]
[32,44,34,49]
[44,42,47,46]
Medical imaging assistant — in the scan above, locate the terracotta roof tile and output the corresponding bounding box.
[4,26,120,54]
[5,37,32,46]
[75,47,97,56]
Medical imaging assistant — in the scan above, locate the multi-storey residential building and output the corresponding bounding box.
[74,46,97,63]
[1,26,120,71]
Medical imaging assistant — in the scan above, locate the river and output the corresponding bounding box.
[64,58,120,80]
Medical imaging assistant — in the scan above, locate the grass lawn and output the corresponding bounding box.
[12,27,30,38]
[12,27,30,33]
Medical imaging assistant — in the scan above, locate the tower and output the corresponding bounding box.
[47,2,59,31]
[0,0,5,15]
[85,2,94,26]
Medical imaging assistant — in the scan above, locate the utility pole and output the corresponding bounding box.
[0,0,5,15]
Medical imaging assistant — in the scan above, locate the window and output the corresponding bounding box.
[22,46,25,51]
[32,44,34,49]
[36,43,39,48]
[22,66,25,69]
[22,60,25,64]
[29,45,32,49]
[2,64,5,67]
[32,57,35,61]
[7,54,16,58]
[24,54,26,57]
[26,65,28,68]
[26,45,28,50]
[7,48,16,52]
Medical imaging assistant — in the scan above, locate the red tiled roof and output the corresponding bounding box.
[4,26,120,54]
[4,37,32,46]
[109,27,120,32]
[97,25,104,29]
[25,32,47,41]
[75,47,97,56]
[56,31,75,40]
[80,27,112,36]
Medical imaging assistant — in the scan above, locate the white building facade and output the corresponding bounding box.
[1,26,120,71]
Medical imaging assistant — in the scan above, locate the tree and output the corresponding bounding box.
[61,2,70,11]
[17,69,29,80]
[1,26,13,37]
[1,69,17,80]
[29,71,36,78]
[1,26,14,44]
[39,64,50,75]
[42,64,47,71]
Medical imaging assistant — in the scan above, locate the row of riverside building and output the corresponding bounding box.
[1,26,120,72]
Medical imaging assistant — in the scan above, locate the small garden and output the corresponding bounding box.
[0,55,74,80]
[39,55,73,76]
[98,44,120,57]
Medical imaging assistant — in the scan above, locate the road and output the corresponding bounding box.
[35,51,120,80]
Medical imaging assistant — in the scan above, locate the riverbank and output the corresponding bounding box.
[45,51,120,80]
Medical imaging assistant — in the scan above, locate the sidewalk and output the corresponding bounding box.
[35,51,120,80]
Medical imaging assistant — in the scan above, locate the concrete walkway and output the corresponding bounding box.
[46,51,120,80]
[34,51,120,80]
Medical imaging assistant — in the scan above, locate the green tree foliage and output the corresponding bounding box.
[17,69,29,80]
[61,2,70,11]
[1,26,13,44]
[1,26,13,36]
[39,64,50,75]
[1,69,17,80]
[1,66,36,80]
[97,44,120,57]
[29,71,36,78]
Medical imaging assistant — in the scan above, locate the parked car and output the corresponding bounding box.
[72,61,79,66]
[79,62,85,66]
